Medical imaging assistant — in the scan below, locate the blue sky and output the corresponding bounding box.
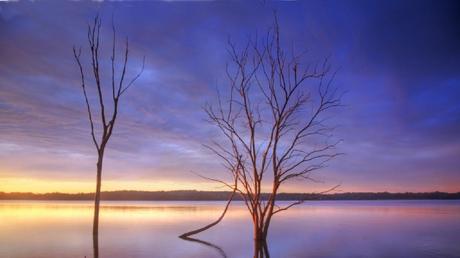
[0,1,459,193]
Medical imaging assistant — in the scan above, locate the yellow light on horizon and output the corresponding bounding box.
[0,177,224,194]
[4,176,455,194]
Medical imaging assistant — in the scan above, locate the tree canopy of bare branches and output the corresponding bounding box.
[199,16,342,257]
[72,15,144,253]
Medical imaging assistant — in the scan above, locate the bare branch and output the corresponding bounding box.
[120,55,145,96]
[191,13,343,243]
[272,184,341,215]
[73,46,99,151]
[73,15,144,240]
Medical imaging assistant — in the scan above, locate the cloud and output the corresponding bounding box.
[0,1,459,192]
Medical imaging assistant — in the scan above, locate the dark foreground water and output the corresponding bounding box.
[0,200,459,258]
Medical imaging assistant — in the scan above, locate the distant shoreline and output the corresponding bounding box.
[1,190,459,201]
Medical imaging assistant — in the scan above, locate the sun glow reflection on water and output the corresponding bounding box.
[1,200,459,258]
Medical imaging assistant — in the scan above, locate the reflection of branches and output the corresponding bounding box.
[180,236,228,258]
[252,239,271,258]
[260,240,270,258]
[93,233,99,258]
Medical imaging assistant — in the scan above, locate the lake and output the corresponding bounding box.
[0,200,459,258]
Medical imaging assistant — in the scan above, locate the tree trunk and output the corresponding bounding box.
[253,235,269,257]
[92,153,103,258]
[262,207,274,242]
[253,227,270,258]
[253,217,267,258]
[93,153,103,236]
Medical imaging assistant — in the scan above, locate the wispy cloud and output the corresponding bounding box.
[0,1,459,192]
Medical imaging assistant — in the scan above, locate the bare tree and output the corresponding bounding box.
[195,16,342,257]
[72,15,144,247]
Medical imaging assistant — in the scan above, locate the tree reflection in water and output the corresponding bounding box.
[180,236,227,258]
[180,235,272,258]
[254,240,270,258]
[93,233,99,258]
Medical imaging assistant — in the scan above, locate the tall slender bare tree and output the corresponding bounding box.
[72,15,144,249]
[198,16,342,257]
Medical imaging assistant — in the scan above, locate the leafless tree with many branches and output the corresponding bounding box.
[73,15,144,257]
[182,16,343,258]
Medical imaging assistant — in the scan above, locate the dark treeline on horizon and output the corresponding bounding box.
[1,190,459,201]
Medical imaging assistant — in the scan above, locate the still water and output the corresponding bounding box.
[0,200,459,258]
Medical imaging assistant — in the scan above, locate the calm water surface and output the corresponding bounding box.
[1,200,459,258]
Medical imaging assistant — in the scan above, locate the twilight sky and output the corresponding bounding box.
[0,1,459,193]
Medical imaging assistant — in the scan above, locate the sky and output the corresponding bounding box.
[0,1,459,193]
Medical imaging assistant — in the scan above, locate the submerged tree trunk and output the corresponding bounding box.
[254,223,271,258]
[92,232,99,258]
[93,153,103,236]
[92,153,103,258]
[179,187,236,238]
[253,238,270,258]
[253,225,270,258]
[253,214,267,258]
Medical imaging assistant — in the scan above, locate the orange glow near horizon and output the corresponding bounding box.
[2,174,459,194]
[0,177,225,194]
[1,176,459,194]
[0,177,341,194]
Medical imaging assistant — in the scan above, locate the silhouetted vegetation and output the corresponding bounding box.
[196,15,343,254]
[1,190,458,201]
[72,14,144,247]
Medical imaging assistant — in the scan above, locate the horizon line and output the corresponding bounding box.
[2,189,460,195]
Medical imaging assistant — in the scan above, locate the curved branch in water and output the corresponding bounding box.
[179,187,236,238]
